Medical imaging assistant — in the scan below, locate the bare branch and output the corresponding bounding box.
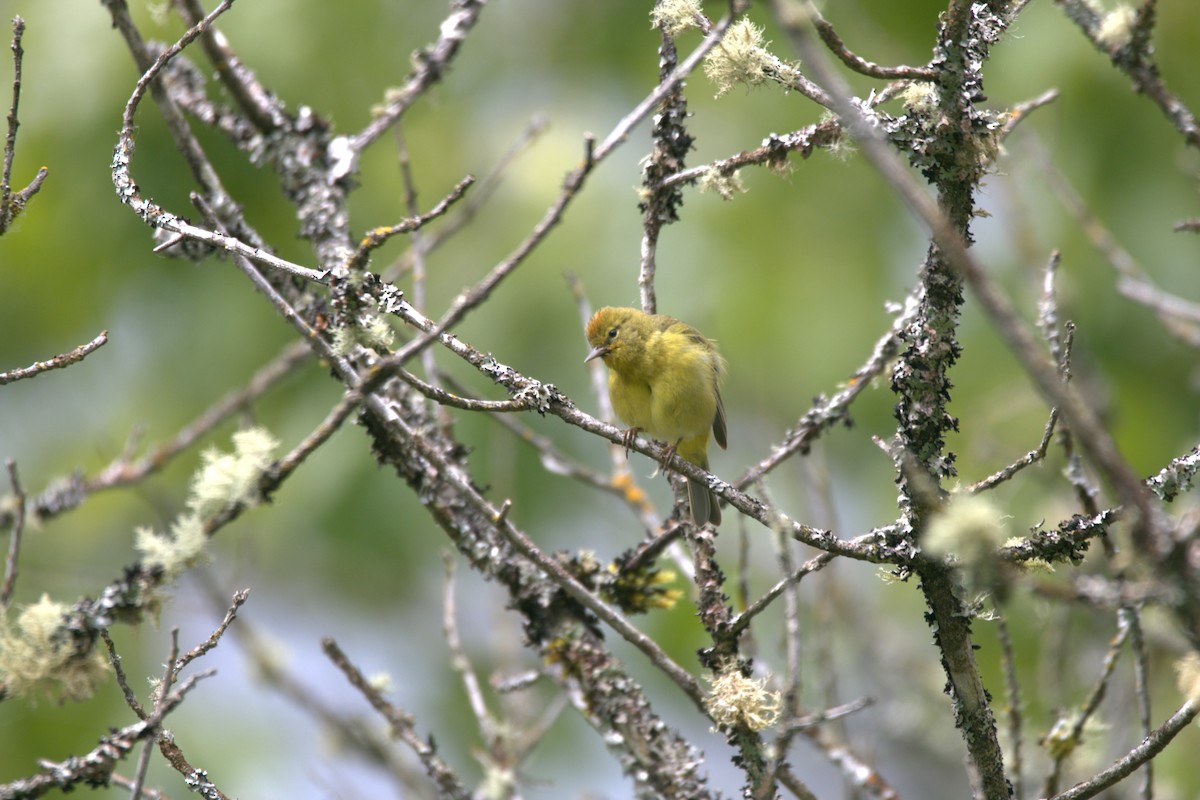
[424,8,741,341]
[0,669,213,799]
[1049,697,1200,800]
[348,174,475,271]
[0,459,24,607]
[784,2,1160,554]
[322,637,472,800]
[807,5,939,81]
[0,330,108,385]
[1053,0,1200,148]
[1,338,310,529]
[0,15,36,235]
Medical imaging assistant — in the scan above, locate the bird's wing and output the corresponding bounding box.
[713,387,728,449]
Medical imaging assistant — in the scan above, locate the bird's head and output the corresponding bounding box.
[584,306,641,366]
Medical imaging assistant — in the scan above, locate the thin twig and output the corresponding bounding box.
[1,15,25,226]
[728,550,834,639]
[347,175,475,271]
[350,0,488,153]
[2,165,45,231]
[1,339,310,530]
[174,0,285,133]
[779,696,875,734]
[995,609,1025,800]
[1,16,44,235]
[967,406,1058,494]
[391,368,530,413]
[383,116,548,283]
[1117,277,1200,346]
[420,9,740,346]
[1049,697,1200,800]
[146,593,244,800]
[1120,604,1153,799]
[1053,0,1200,148]
[174,589,250,678]
[808,5,938,81]
[127,718,156,800]
[738,292,918,488]
[6,669,214,797]
[999,88,1060,141]
[785,2,1160,552]
[967,263,1070,494]
[390,124,453,437]
[654,119,842,193]
[441,554,493,737]
[1,459,25,606]
[0,330,108,385]
[262,390,363,495]
[1,16,24,221]
[1041,618,1131,796]
[108,773,167,800]
[322,637,473,800]
[101,628,147,719]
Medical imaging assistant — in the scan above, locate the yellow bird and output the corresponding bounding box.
[584,306,727,525]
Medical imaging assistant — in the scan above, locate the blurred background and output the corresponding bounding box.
[1,0,1198,797]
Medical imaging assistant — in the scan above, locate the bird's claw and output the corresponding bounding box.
[620,427,641,457]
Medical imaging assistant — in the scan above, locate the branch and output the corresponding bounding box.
[1053,0,1200,148]
[0,330,108,385]
[784,1,1160,552]
[422,8,741,343]
[1,459,26,607]
[1049,697,1200,800]
[350,0,488,153]
[0,339,310,529]
[347,174,475,271]
[323,638,472,800]
[0,15,46,235]
[807,5,939,81]
[0,670,213,799]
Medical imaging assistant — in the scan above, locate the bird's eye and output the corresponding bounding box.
[607,327,618,340]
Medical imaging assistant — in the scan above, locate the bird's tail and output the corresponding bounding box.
[687,478,721,526]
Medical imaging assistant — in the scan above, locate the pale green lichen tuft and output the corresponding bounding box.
[704,19,773,98]
[1096,5,1137,52]
[136,514,208,579]
[925,494,1006,562]
[705,661,781,731]
[137,428,278,580]
[899,81,940,113]
[1041,712,1109,762]
[1176,652,1200,703]
[188,427,279,519]
[0,594,110,702]
[1003,537,1056,574]
[650,0,702,37]
[698,167,746,200]
[368,672,394,694]
[332,314,396,356]
[926,494,1011,593]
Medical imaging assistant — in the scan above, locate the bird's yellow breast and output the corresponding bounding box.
[641,328,720,446]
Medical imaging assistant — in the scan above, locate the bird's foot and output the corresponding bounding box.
[620,427,641,457]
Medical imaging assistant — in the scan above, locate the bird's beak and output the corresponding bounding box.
[584,344,608,363]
